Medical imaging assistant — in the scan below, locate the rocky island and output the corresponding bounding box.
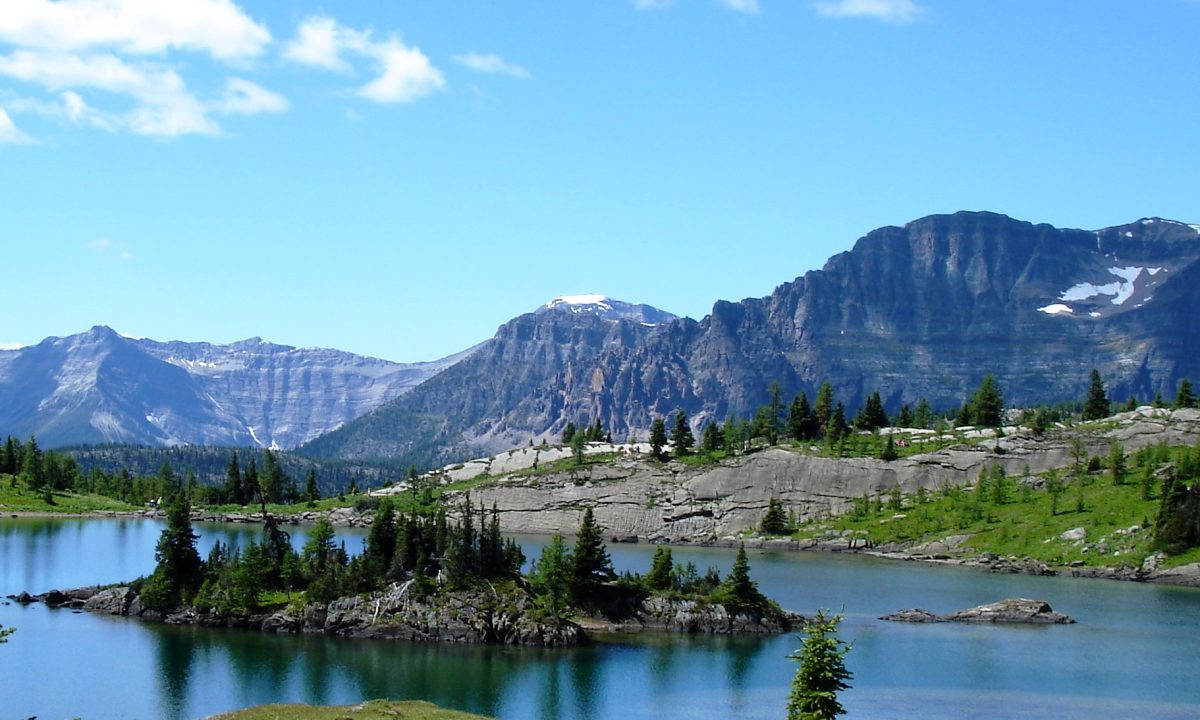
[881,598,1075,625]
[12,496,797,647]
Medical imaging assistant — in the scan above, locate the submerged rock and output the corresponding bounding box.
[882,598,1075,624]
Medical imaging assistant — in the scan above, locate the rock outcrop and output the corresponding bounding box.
[417,408,1200,542]
[882,598,1075,624]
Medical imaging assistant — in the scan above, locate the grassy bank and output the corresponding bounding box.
[208,699,492,720]
[791,469,1162,569]
[0,476,139,513]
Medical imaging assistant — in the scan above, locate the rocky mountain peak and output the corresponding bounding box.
[536,294,679,326]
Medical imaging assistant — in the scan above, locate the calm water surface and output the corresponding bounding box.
[1,516,1199,719]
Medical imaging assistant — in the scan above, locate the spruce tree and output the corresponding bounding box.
[971,375,1004,427]
[760,498,790,535]
[531,535,573,618]
[224,451,243,505]
[144,493,203,609]
[1083,369,1110,421]
[570,507,614,602]
[913,398,934,429]
[787,610,852,720]
[896,403,913,428]
[813,382,834,437]
[1175,378,1196,409]
[649,418,668,460]
[645,546,674,591]
[700,422,724,455]
[561,421,577,444]
[304,468,320,505]
[670,411,695,456]
[788,392,816,441]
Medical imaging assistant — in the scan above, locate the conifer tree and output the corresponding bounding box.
[649,418,668,460]
[645,546,674,591]
[971,375,1004,427]
[896,403,913,428]
[143,493,203,609]
[787,610,852,720]
[788,392,817,440]
[570,507,614,602]
[1083,369,1110,421]
[913,398,934,429]
[304,468,320,505]
[813,383,835,437]
[561,421,577,444]
[854,391,888,431]
[670,411,695,456]
[531,535,573,618]
[1175,378,1196,409]
[224,451,243,505]
[700,422,724,455]
[760,498,790,535]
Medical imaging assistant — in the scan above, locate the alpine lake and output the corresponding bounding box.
[2,516,1199,720]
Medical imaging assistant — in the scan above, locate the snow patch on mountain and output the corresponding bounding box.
[1038,303,1074,315]
[537,295,679,326]
[1060,267,1147,306]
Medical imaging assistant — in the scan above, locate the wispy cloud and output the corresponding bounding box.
[0,342,27,351]
[453,53,529,79]
[0,0,285,138]
[284,16,444,104]
[212,77,288,115]
[813,0,924,23]
[88,237,133,260]
[718,0,760,14]
[0,107,32,143]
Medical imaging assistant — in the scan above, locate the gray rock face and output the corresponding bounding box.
[447,408,1200,543]
[882,598,1075,624]
[308,212,1200,469]
[0,326,472,449]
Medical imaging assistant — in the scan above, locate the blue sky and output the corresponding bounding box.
[2,0,1198,361]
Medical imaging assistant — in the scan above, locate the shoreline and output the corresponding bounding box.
[8,507,1200,588]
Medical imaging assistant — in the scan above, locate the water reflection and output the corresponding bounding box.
[4,518,1200,720]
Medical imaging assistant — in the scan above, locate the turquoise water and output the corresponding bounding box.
[1,517,1199,719]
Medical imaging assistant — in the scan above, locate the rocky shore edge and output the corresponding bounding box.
[11,507,1200,588]
[8,583,799,647]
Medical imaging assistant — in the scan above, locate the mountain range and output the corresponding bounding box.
[303,211,1200,467]
[0,326,473,448]
[6,211,1200,470]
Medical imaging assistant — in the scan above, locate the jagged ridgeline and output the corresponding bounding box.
[301,212,1200,469]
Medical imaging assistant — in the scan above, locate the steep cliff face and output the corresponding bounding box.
[0,327,468,448]
[306,211,1200,467]
[299,310,665,464]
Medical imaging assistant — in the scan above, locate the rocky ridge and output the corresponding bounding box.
[0,326,472,449]
[307,212,1200,469]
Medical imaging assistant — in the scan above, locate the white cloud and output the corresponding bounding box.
[359,39,444,103]
[0,49,217,135]
[718,0,760,14]
[453,52,529,79]
[813,0,924,23]
[0,1,286,137]
[283,16,355,72]
[0,108,33,143]
[0,342,27,350]
[211,77,288,115]
[284,16,444,105]
[0,0,271,61]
